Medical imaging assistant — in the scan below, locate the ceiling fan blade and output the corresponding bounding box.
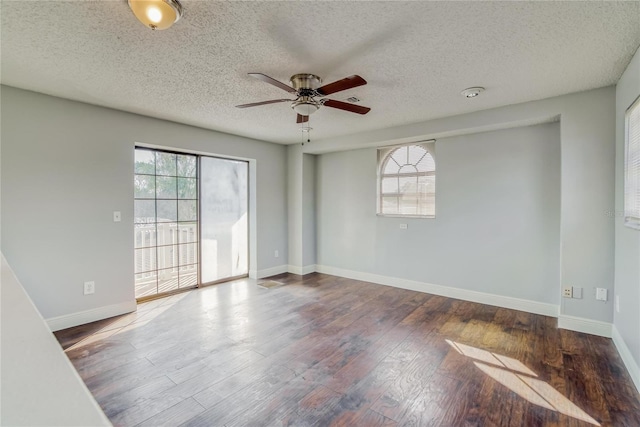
[248,73,297,93]
[296,114,309,124]
[316,75,367,96]
[323,99,371,115]
[236,99,291,108]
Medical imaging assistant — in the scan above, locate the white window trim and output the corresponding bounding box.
[624,95,640,230]
[377,140,436,218]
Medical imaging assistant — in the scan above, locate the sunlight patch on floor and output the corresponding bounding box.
[446,339,600,426]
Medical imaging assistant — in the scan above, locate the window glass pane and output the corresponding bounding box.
[135,200,156,223]
[381,177,399,194]
[179,269,198,288]
[178,242,198,266]
[156,223,178,246]
[399,197,418,215]
[135,149,155,174]
[179,200,197,222]
[399,176,418,194]
[135,174,155,199]
[407,145,427,166]
[381,196,398,214]
[383,157,400,174]
[135,248,156,273]
[134,224,156,248]
[157,245,179,270]
[135,272,157,299]
[178,177,197,199]
[156,152,177,176]
[157,268,179,293]
[178,222,198,243]
[156,176,177,199]
[391,146,408,166]
[398,165,418,175]
[157,200,177,222]
[625,98,640,224]
[178,155,197,177]
[416,152,436,172]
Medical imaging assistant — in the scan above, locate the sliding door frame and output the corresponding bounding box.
[135,145,250,302]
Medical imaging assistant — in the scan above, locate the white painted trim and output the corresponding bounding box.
[557,315,612,337]
[612,325,640,393]
[315,265,559,317]
[46,300,137,332]
[287,264,317,276]
[256,264,289,279]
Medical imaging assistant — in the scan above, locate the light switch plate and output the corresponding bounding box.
[113,211,121,222]
[596,288,607,301]
[572,287,583,299]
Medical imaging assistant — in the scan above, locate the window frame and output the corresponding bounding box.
[377,140,436,218]
[624,94,640,230]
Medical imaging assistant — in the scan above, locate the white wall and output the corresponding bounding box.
[1,254,111,426]
[302,153,316,268]
[317,123,561,305]
[614,45,640,390]
[1,86,288,324]
[287,144,303,270]
[309,86,616,325]
[286,147,316,274]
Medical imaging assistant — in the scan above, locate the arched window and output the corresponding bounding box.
[378,142,436,217]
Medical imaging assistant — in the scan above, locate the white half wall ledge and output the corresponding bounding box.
[256,264,289,279]
[613,325,640,394]
[46,300,137,332]
[314,265,559,318]
[557,315,613,338]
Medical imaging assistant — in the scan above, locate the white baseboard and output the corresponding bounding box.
[612,325,640,393]
[315,265,559,317]
[288,264,317,276]
[46,300,137,332]
[557,315,612,337]
[256,264,289,279]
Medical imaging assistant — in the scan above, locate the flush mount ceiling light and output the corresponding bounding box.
[461,87,485,98]
[128,0,183,30]
[292,96,320,116]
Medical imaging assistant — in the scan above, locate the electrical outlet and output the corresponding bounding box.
[596,288,608,301]
[84,281,95,295]
[563,287,572,298]
[400,224,408,229]
[274,250,279,258]
[113,211,121,222]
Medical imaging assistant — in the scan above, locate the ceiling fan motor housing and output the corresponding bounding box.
[290,74,322,90]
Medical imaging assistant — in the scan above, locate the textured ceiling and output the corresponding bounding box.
[1,1,639,145]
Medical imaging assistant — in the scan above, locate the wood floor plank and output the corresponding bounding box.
[55,273,640,427]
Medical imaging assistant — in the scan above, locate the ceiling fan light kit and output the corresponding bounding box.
[128,0,183,30]
[236,72,371,124]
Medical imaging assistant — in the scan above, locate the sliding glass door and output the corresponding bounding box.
[134,147,248,299]
[200,156,248,284]
[134,149,199,299]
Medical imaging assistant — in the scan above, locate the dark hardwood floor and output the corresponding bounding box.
[55,273,640,427]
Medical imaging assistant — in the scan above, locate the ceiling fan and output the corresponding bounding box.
[236,73,371,123]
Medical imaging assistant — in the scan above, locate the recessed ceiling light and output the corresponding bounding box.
[461,87,485,98]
